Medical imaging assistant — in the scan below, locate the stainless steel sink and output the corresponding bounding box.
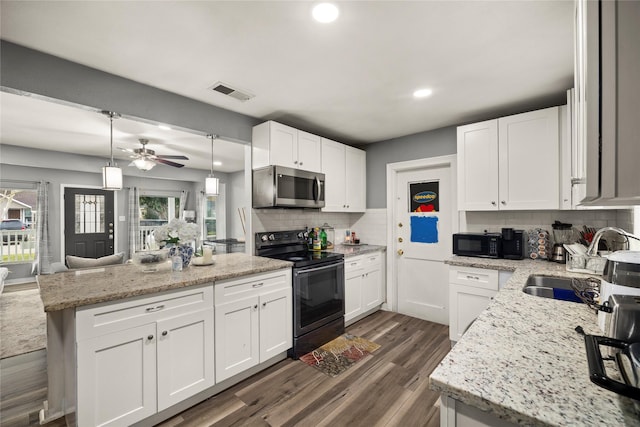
[522,275,583,303]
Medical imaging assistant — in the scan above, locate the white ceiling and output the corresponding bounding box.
[0,1,574,165]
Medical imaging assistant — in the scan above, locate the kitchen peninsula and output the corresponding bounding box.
[430,257,640,427]
[38,253,292,427]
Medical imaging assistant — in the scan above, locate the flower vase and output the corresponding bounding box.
[168,244,194,269]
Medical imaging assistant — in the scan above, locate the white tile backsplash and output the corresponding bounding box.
[461,209,635,235]
[251,208,388,247]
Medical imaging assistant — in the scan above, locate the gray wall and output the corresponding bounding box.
[0,40,260,143]
[364,126,457,208]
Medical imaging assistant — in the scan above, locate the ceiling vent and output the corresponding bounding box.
[209,82,254,102]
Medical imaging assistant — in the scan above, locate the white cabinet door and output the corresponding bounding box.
[77,323,157,427]
[345,146,366,212]
[157,308,215,410]
[297,130,322,172]
[215,296,260,382]
[321,138,347,211]
[344,258,364,322]
[269,122,298,169]
[362,264,382,311]
[498,107,560,210]
[259,288,293,362]
[449,284,496,342]
[457,120,499,210]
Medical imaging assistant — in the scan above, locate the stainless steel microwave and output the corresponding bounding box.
[452,233,502,258]
[252,165,325,209]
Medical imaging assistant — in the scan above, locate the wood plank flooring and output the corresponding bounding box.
[158,311,450,427]
[2,310,450,427]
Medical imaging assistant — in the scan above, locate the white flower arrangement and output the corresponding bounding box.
[154,218,199,245]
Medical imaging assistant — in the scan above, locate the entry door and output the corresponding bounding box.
[64,187,115,258]
[394,161,452,324]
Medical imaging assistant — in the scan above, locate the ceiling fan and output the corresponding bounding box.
[119,139,189,171]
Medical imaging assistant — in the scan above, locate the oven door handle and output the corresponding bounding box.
[296,262,340,275]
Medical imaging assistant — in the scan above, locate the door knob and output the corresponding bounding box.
[397,249,404,255]
[398,237,403,243]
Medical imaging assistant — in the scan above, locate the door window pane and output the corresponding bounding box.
[74,194,105,234]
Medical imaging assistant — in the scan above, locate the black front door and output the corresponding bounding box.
[64,187,115,258]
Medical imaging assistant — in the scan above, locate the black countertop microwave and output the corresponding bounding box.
[452,230,525,260]
[453,233,502,258]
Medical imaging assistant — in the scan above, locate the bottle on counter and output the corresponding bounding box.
[320,228,327,250]
[307,227,314,249]
[313,227,322,251]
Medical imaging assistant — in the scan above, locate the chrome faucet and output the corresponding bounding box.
[586,227,640,257]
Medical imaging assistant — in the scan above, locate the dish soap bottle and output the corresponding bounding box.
[320,228,327,250]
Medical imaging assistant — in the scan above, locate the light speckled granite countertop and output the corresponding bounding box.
[331,244,386,257]
[430,256,640,426]
[37,253,291,312]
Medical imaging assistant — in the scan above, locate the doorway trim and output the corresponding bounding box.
[385,155,458,312]
[60,184,119,263]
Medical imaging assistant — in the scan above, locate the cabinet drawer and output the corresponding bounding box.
[76,284,214,341]
[215,269,291,305]
[345,256,364,272]
[449,266,498,290]
[363,252,382,267]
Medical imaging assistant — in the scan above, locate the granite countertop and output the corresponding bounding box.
[331,244,386,257]
[37,253,292,312]
[429,256,640,426]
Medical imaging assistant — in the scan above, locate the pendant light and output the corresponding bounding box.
[101,111,123,190]
[205,134,219,195]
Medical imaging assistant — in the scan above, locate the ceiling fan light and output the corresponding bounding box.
[133,158,156,171]
[102,165,123,190]
[205,175,219,196]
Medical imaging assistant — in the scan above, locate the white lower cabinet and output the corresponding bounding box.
[448,266,499,342]
[76,284,215,427]
[440,396,518,427]
[214,270,292,382]
[345,252,384,324]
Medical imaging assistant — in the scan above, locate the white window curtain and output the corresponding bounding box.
[196,191,204,240]
[128,187,140,258]
[34,180,52,274]
[179,190,188,216]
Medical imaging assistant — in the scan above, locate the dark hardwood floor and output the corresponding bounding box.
[158,310,450,427]
[2,310,450,427]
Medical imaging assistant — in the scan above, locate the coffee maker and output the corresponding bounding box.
[501,228,525,259]
[551,221,573,263]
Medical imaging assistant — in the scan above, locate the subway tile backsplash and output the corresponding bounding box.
[461,209,635,234]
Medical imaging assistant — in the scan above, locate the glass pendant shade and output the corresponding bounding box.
[133,158,156,171]
[205,175,219,195]
[102,165,123,190]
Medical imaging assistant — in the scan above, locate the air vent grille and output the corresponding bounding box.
[209,82,254,102]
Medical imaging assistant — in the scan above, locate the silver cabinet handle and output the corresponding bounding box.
[145,305,165,312]
[162,331,168,336]
[252,282,264,288]
[253,304,258,310]
[491,201,496,206]
[466,275,480,280]
[262,302,267,307]
[501,201,506,205]
[147,335,154,341]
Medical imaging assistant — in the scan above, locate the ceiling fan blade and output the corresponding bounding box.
[118,147,136,153]
[155,158,185,168]
[156,154,189,160]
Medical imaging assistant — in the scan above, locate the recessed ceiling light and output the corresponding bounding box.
[158,124,171,130]
[312,3,339,23]
[213,161,222,166]
[413,88,433,98]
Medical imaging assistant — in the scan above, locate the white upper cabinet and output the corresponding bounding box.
[321,138,366,212]
[252,121,321,172]
[457,107,561,211]
[574,0,640,206]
